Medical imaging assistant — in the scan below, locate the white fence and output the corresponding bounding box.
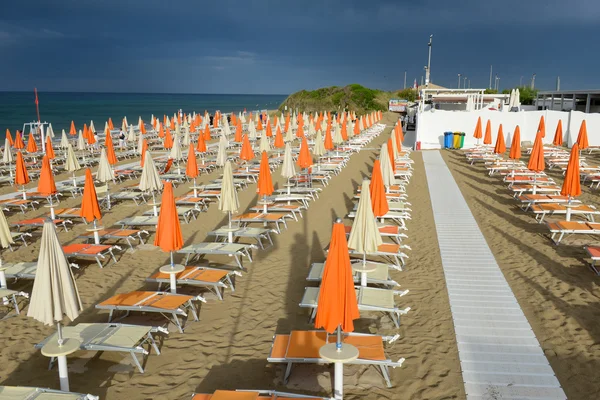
[415,109,600,149]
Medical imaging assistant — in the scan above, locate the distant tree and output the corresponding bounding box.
[484,89,498,94]
[395,89,417,102]
[499,86,539,105]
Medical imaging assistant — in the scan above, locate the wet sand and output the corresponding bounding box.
[0,113,464,399]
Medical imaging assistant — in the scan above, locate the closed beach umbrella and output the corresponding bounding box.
[369,160,389,217]
[285,123,294,143]
[576,120,589,150]
[164,128,173,149]
[257,151,274,213]
[240,134,255,162]
[5,129,13,146]
[281,142,296,188]
[182,126,191,146]
[69,121,76,136]
[379,144,394,189]
[234,122,243,143]
[38,156,58,218]
[333,125,343,145]
[349,180,383,286]
[13,131,24,150]
[26,133,38,153]
[219,160,240,240]
[15,151,30,199]
[274,125,285,148]
[341,122,348,141]
[527,132,545,194]
[96,148,114,184]
[197,132,207,153]
[60,130,69,148]
[537,115,546,138]
[259,130,271,153]
[80,168,102,243]
[266,121,273,137]
[77,130,86,151]
[473,117,483,141]
[0,207,14,258]
[509,126,521,161]
[324,126,334,151]
[47,123,55,138]
[154,181,184,292]
[216,135,227,167]
[483,120,492,145]
[386,139,396,172]
[140,140,148,167]
[297,137,313,170]
[493,124,506,154]
[89,120,95,133]
[390,132,399,160]
[3,140,13,165]
[65,144,81,187]
[27,218,82,391]
[128,125,136,142]
[137,131,144,155]
[104,131,117,165]
[561,144,581,221]
[45,135,55,160]
[186,144,200,196]
[553,120,563,147]
[315,220,360,399]
[169,134,183,161]
[313,130,326,157]
[203,124,211,141]
[139,150,163,216]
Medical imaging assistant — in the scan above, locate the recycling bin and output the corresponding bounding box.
[444,132,453,148]
[459,132,466,148]
[453,132,461,149]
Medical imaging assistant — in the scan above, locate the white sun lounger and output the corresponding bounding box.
[111,191,147,205]
[142,206,199,224]
[35,323,167,373]
[191,390,329,399]
[116,216,158,228]
[307,262,399,288]
[0,288,28,316]
[207,227,275,249]
[300,286,410,328]
[267,330,404,388]
[329,242,410,269]
[0,386,98,400]
[177,242,256,269]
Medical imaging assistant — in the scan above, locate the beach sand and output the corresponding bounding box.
[0,113,464,400]
[442,149,600,400]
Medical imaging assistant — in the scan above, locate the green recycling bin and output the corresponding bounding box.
[453,132,461,149]
[459,132,465,148]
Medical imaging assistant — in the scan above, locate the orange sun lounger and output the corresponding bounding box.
[232,212,292,233]
[518,194,581,211]
[62,243,121,268]
[78,228,149,249]
[267,330,404,388]
[344,224,407,244]
[530,203,599,223]
[12,217,73,232]
[191,390,327,399]
[96,291,204,333]
[147,266,239,300]
[0,198,39,213]
[546,220,600,244]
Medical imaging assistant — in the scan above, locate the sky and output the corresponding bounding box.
[0,0,599,94]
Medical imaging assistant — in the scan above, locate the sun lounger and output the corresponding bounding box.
[207,227,275,249]
[344,224,408,244]
[116,216,158,229]
[504,175,553,186]
[191,390,327,399]
[62,243,121,268]
[0,198,39,213]
[517,194,580,211]
[530,203,599,223]
[348,210,411,229]
[249,204,305,221]
[175,195,210,212]
[300,286,410,328]
[78,228,149,249]
[177,242,255,269]
[2,261,79,282]
[111,191,147,205]
[232,212,292,234]
[0,288,27,316]
[584,246,600,275]
[546,220,600,244]
[267,330,404,388]
[509,185,561,197]
[142,206,199,223]
[275,187,321,200]
[96,291,204,333]
[0,386,98,400]
[266,195,311,208]
[307,262,398,288]
[35,323,167,373]
[12,217,73,232]
[195,190,222,200]
[53,207,85,223]
[147,266,240,300]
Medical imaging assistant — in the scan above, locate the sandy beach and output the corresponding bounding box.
[0,112,470,400]
[442,149,600,400]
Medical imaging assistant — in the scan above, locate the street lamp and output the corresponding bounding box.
[463,76,467,89]
[426,34,433,87]
[458,73,461,89]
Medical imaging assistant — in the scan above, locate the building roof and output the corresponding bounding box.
[538,89,600,95]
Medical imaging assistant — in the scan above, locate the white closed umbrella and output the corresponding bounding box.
[0,207,15,300]
[47,123,55,138]
[348,180,383,286]
[313,130,325,157]
[390,133,399,160]
[137,131,144,155]
[60,130,69,149]
[259,130,271,153]
[182,126,190,146]
[96,148,115,208]
[27,219,82,392]
[248,120,257,140]
[379,144,394,190]
[285,124,294,143]
[127,125,136,142]
[89,120,95,133]
[170,134,183,174]
[281,142,296,195]
[3,139,13,167]
[77,130,86,152]
[139,150,163,216]
[65,144,81,187]
[216,135,228,167]
[333,125,343,145]
[219,160,240,242]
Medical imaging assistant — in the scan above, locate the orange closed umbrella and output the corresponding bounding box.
[274,125,284,148]
[528,132,545,172]
[509,126,521,160]
[80,168,103,242]
[296,118,304,138]
[87,129,96,145]
[266,121,273,137]
[69,121,76,136]
[493,124,506,154]
[196,133,207,153]
[369,160,389,217]
[324,126,334,150]
[203,124,211,141]
[340,122,348,141]
[158,123,165,138]
[239,134,254,162]
[257,118,263,131]
[105,132,117,165]
[164,128,173,149]
[45,135,55,159]
[13,131,24,149]
[297,137,313,170]
[234,122,242,143]
[108,118,114,130]
[561,144,581,221]
[186,143,199,179]
[537,115,546,138]
[5,129,13,146]
[353,120,360,135]
[140,139,148,167]
[483,120,492,145]
[473,116,482,140]
[577,120,589,150]
[26,133,38,153]
[257,151,274,199]
[37,155,58,218]
[386,139,395,173]
[553,120,563,146]
[15,151,30,199]
[315,220,360,334]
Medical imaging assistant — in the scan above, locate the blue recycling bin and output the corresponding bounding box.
[444,132,453,148]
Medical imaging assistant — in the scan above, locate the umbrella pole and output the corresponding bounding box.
[566,196,572,221]
[106,183,111,210]
[0,256,8,305]
[228,211,233,243]
[169,252,177,293]
[263,195,268,214]
[93,219,100,244]
[361,253,368,287]
[334,325,344,399]
[193,178,198,197]
[152,191,158,217]
[49,197,55,219]
[72,172,77,187]
[22,185,27,200]
[55,322,72,392]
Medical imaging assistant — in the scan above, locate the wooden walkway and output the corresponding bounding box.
[423,151,566,399]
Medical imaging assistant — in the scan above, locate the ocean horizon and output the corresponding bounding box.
[0,91,288,136]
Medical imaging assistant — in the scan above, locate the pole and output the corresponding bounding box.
[531,73,536,90]
[403,71,407,89]
[169,252,177,293]
[464,77,467,89]
[489,65,493,89]
[426,35,433,87]
[457,74,461,89]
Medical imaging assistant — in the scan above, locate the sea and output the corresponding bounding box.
[0,92,288,136]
